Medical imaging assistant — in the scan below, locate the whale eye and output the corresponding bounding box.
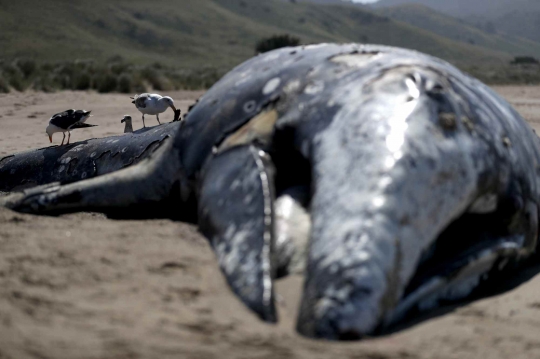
[243,100,256,113]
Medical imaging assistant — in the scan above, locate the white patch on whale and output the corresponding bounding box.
[262,78,281,95]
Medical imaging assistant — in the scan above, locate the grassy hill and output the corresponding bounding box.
[0,0,512,70]
[476,8,540,44]
[373,0,540,43]
[2,0,539,92]
[372,0,529,18]
[375,4,540,58]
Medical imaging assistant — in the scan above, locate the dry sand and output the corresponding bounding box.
[1,87,540,359]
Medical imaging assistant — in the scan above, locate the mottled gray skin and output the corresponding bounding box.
[2,44,540,340]
[0,120,180,192]
[0,123,177,192]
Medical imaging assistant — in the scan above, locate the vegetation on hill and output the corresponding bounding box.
[373,0,535,18]
[0,58,220,93]
[375,4,540,58]
[0,0,538,92]
[255,35,301,54]
[0,0,512,67]
[466,64,540,85]
[511,56,539,65]
[373,0,540,44]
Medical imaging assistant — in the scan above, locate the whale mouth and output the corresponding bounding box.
[384,193,538,328]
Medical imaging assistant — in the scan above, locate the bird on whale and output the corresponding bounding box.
[45,109,97,146]
[130,93,177,127]
[121,115,133,133]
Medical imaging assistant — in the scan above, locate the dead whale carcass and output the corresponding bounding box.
[2,43,540,340]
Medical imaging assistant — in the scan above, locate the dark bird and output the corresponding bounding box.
[45,109,97,145]
[121,115,133,133]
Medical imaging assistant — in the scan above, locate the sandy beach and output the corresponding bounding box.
[1,87,540,359]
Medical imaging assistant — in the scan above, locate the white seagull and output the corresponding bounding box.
[45,109,97,146]
[130,93,177,127]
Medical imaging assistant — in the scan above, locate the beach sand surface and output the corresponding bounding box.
[1,87,540,359]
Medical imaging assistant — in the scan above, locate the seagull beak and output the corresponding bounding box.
[170,104,177,112]
[49,135,52,143]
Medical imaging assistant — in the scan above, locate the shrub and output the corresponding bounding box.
[32,75,57,92]
[2,64,25,91]
[255,34,301,54]
[106,55,125,64]
[170,67,221,90]
[117,73,133,93]
[96,73,118,93]
[109,62,130,75]
[0,74,9,93]
[0,58,221,92]
[141,66,168,91]
[55,63,76,78]
[511,56,539,65]
[131,76,147,93]
[52,73,71,89]
[74,72,92,90]
[74,59,95,74]
[13,58,37,78]
[40,62,54,72]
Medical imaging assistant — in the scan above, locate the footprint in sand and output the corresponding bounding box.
[27,111,46,119]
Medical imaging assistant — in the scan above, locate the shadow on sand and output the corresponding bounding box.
[379,260,540,336]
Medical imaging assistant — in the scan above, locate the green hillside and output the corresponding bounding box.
[0,0,512,71]
[375,4,540,58]
[372,0,540,44]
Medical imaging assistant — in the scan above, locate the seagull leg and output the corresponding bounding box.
[142,114,146,128]
[156,114,161,125]
[67,132,71,145]
[61,133,65,146]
